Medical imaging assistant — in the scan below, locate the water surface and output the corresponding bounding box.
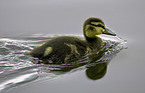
[0,34,127,92]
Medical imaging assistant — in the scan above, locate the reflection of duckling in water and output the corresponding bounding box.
[86,62,107,80]
[30,18,116,64]
[47,62,107,80]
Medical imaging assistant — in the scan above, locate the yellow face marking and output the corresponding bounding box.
[96,27,105,32]
[85,26,102,37]
[91,22,105,27]
[85,23,106,38]
[43,47,53,57]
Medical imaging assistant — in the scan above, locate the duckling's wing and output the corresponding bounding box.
[30,36,88,63]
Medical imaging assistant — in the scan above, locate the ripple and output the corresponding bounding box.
[0,34,127,92]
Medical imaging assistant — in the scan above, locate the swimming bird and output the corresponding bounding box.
[30,17,116,64]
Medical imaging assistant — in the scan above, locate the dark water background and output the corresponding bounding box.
[0,0,145,93]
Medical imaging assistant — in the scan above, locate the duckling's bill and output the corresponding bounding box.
[102,28,116,36]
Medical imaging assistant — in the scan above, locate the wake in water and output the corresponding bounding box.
[0,34,127,92]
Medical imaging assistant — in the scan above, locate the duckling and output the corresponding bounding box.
[30,17,116,64]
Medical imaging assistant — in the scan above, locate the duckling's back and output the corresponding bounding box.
[30,36,88,64]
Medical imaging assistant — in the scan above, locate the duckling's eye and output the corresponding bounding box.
[97,24,102,27]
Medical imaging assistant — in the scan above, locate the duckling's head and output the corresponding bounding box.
[83,17,116,38]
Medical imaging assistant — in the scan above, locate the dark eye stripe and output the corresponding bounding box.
[91,24,105,29]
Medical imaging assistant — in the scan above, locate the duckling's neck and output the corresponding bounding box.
[85,36,104,51]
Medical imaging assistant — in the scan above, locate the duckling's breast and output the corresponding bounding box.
[86,36,104,51]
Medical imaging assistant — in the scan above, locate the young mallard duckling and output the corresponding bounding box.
[30,18,116,64]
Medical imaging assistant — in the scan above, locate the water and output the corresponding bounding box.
[1,0,145,92]
[0,34,127,92]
